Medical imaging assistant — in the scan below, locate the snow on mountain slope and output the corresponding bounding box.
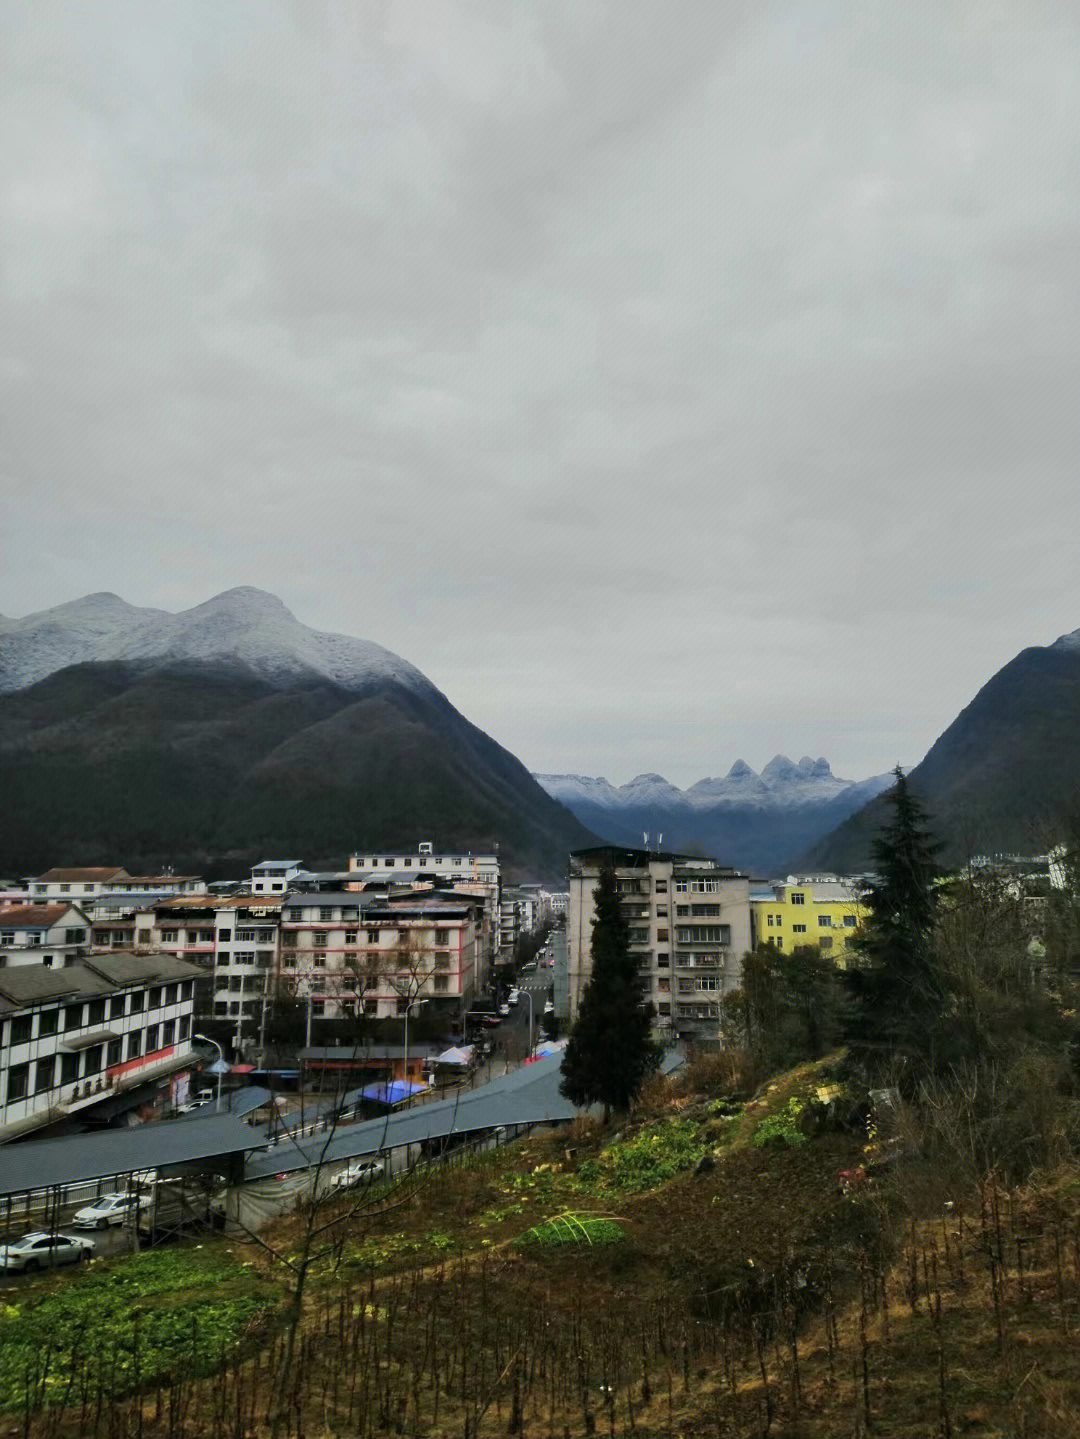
[535,756,890,813]
[0,587,431,695]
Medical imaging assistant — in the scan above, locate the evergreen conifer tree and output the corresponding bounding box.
[845,765,944,1072]
[560,862,661,1118]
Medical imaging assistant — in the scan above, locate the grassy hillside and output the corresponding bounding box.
[0,659,593,880]
[9,1055,1080,1438]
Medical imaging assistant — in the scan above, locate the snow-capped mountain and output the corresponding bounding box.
[535,756,888,813]
[533,760,895,872]
[0,587,429,695]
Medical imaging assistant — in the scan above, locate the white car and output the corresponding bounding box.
[507,989,520,1006]
[498,1002,510,1016]
[331,1159,386,1191]
[0,1232,94,1273]
[71,1192,151,1230]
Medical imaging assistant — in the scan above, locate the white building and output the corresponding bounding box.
[568,846,751,1041]
[0,952,201,1141]
[27,868,205,900]
[250,860,304,895]
[0,904,92,968]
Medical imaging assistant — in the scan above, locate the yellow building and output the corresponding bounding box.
[750,877,867,964]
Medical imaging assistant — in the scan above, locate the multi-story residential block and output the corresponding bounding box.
[347,843,500,984]
[131,895,283,1033]
[0,952,201,1141]
[280,888,481,1024]
[750,877,867,964]
[0,904,92,968]
[568,846,751,1041]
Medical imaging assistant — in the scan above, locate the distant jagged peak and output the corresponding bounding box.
[1051,627,1080,651]
[798,756,833,777]
[761,754,799,783]
[727,758,757,778]
[181,586,297,622]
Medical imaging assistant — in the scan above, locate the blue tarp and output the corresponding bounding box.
[358,1080,428,1106]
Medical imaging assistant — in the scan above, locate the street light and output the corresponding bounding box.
[192,1033,224,1113]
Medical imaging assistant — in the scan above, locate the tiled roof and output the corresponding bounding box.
[34,868,130,883]
[0,904,82,928]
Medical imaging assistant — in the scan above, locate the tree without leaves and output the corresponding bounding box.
[560,864,660,1119]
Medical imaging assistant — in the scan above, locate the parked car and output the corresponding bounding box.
[71,1192,151,1230]
[0,1232,94,1273]
[176,1098,214,1114]
[498,1003,511,1016]
[507,989,520,1005]
[330,1159,386,1191]
[543,1000,555,1015]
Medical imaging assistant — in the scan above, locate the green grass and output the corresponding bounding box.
[752,1095,809,1148]
[514,1214,625,1250]
[572,1118,711,1195]
[0,1245,281,1412]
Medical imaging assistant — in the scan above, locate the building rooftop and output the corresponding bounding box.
[33,868,130,883]
[252,860,303,871]
[0,903,88,928]
[0,952,205,1014]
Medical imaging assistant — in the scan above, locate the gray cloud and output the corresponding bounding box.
[3,2,1079,787]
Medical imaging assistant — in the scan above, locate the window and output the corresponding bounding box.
[691,904,721,917]
[818,915,832,928]
[88,998,107,1026]
[657,928,669,942]
[109,995,125,1020]
[658,1001,671,1016]
[435,929,450,946]
[656,906,668,918]
[790,892,805,906]
[312,953,326,968]
[161,930,178,943]
[7,1064,29,1102]
[655,880,668,894]
[61,1052,80,1085]
[161,1019,175,1047]
[312,933,328,949]
[676,906,689,916]
[657,978,670,993]
[165,984,178,1005]
[219,928,233,942]
[39,1008,58,1037]
[367,929,380,944]
[145,1024,159,1053]
[793,923,807,933]
[697,976,720,991]
[820,937,833,950]
[235,951,255,965]
[844,915,857,928]
[107,1039,122,1066]
[181,981,194,1001]
[64,1003,84,1031]
[179,1016,191,1039]
[35,1056,55,1093]
[0,932,11,946]
[433,976,448,992]
[137,929,152,946]
[130,989,145,1013]
[127,1031,142,1061]
[675,925,730,945]
[84,1045,103,1075]
[65,928,86,944]
[657,953,669,968]
[9,1014,32,1045]
[344,932,357,945]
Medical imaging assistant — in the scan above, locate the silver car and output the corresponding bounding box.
[71,1192,150,1230]
[0,1231,95,1273]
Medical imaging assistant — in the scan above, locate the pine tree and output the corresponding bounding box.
[560,863,661,1118]
[845,765,944,1072]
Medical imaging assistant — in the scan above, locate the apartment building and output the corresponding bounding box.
[750,877,867,964]
[568,846,751,1041]
[0,953,200,1141]
[280,888,481,1023]
[347,843,500,984]
[0,904,91,968]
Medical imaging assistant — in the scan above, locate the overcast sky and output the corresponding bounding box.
[3,3,1079,788]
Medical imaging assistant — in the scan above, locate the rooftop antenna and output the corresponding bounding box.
[643,832,650,850]
[658,833,663,852]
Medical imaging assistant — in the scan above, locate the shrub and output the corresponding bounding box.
[514,1214,625,1250]
[573,1118,709,1194]
[752,1096,809,1149]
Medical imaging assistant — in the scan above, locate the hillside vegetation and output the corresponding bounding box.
[0,659,592,879]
